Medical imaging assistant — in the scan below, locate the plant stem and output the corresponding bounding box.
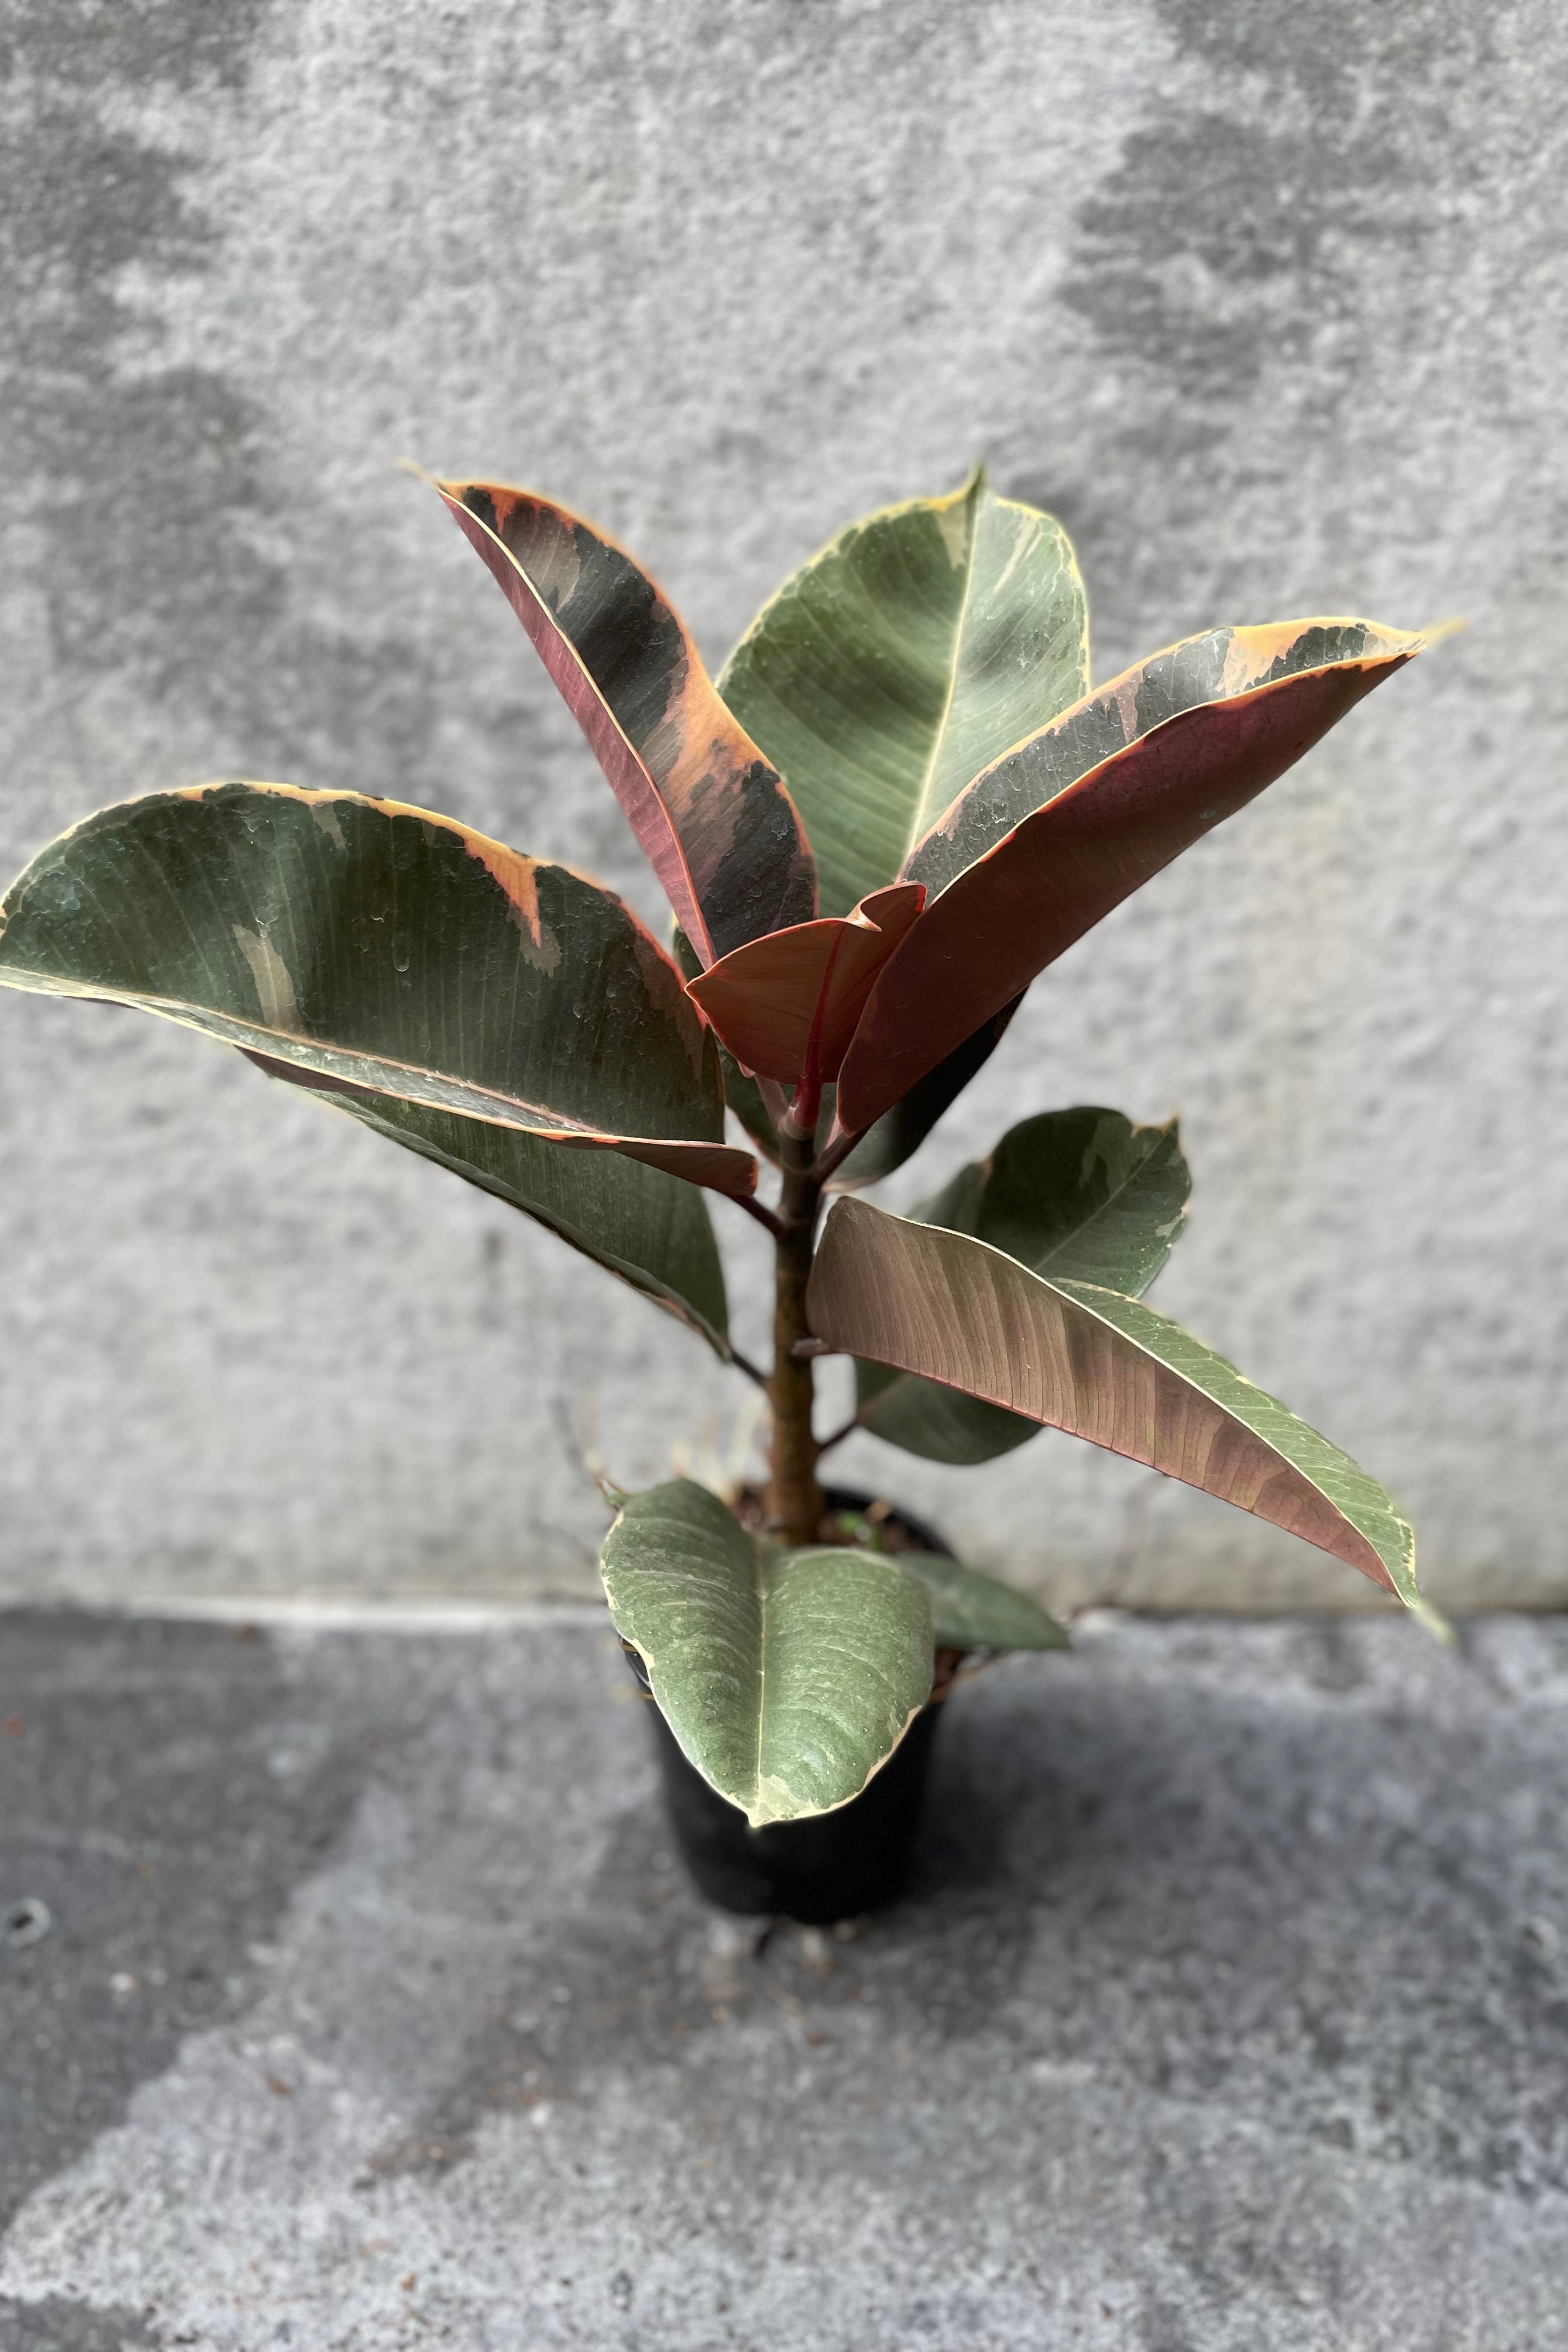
[766,1125,824,1544]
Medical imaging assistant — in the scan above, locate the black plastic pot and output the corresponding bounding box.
[627,1486,952,1923]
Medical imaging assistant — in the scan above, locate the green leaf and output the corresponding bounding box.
[672,925,779,1165]
[898,1552,1069,1652]
[719,470,1088,918]
[858,1108,1190,1462]
[838,618,1430,1135]
[439,478,816,960]
[251,1059,730,1355]
[953,1107,1191,1289]
[809,1198,1420,1607]
[0,783,757,1199]
[601,1479,934,1826]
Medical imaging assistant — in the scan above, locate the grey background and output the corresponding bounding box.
[1,0,1564,1611]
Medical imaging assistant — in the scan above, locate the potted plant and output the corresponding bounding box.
[0,467,1440,1923]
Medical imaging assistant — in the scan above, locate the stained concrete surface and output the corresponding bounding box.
[0,1,1565,1613]
[1,1605,1563,2348]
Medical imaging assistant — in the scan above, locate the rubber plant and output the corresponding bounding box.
[0,468,1439,1845]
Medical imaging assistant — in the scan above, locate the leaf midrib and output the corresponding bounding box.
[1049,1267,1408,1579]
[1023,1140,1166,1283]
[897,484,983,870]
[1051,1275,1412,1587]
[0,967,710,1147]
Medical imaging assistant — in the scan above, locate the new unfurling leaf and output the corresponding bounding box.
[685,881,925,1087]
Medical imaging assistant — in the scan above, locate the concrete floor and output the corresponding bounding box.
[1,1606,1564,2350]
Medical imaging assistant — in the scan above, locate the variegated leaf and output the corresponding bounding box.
[720,468,1088,918]
[922,1107,1191,1290]
[0,783,757,1199]
[601,1479,933,1826]
[838,619,1428,1134]
[440,478,817,962]
[853,1363,1034,1466]
[809,1198,1419,1604]
[858,1109,1191,1462]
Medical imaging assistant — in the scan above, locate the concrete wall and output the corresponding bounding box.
[1,0,1563,1612]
